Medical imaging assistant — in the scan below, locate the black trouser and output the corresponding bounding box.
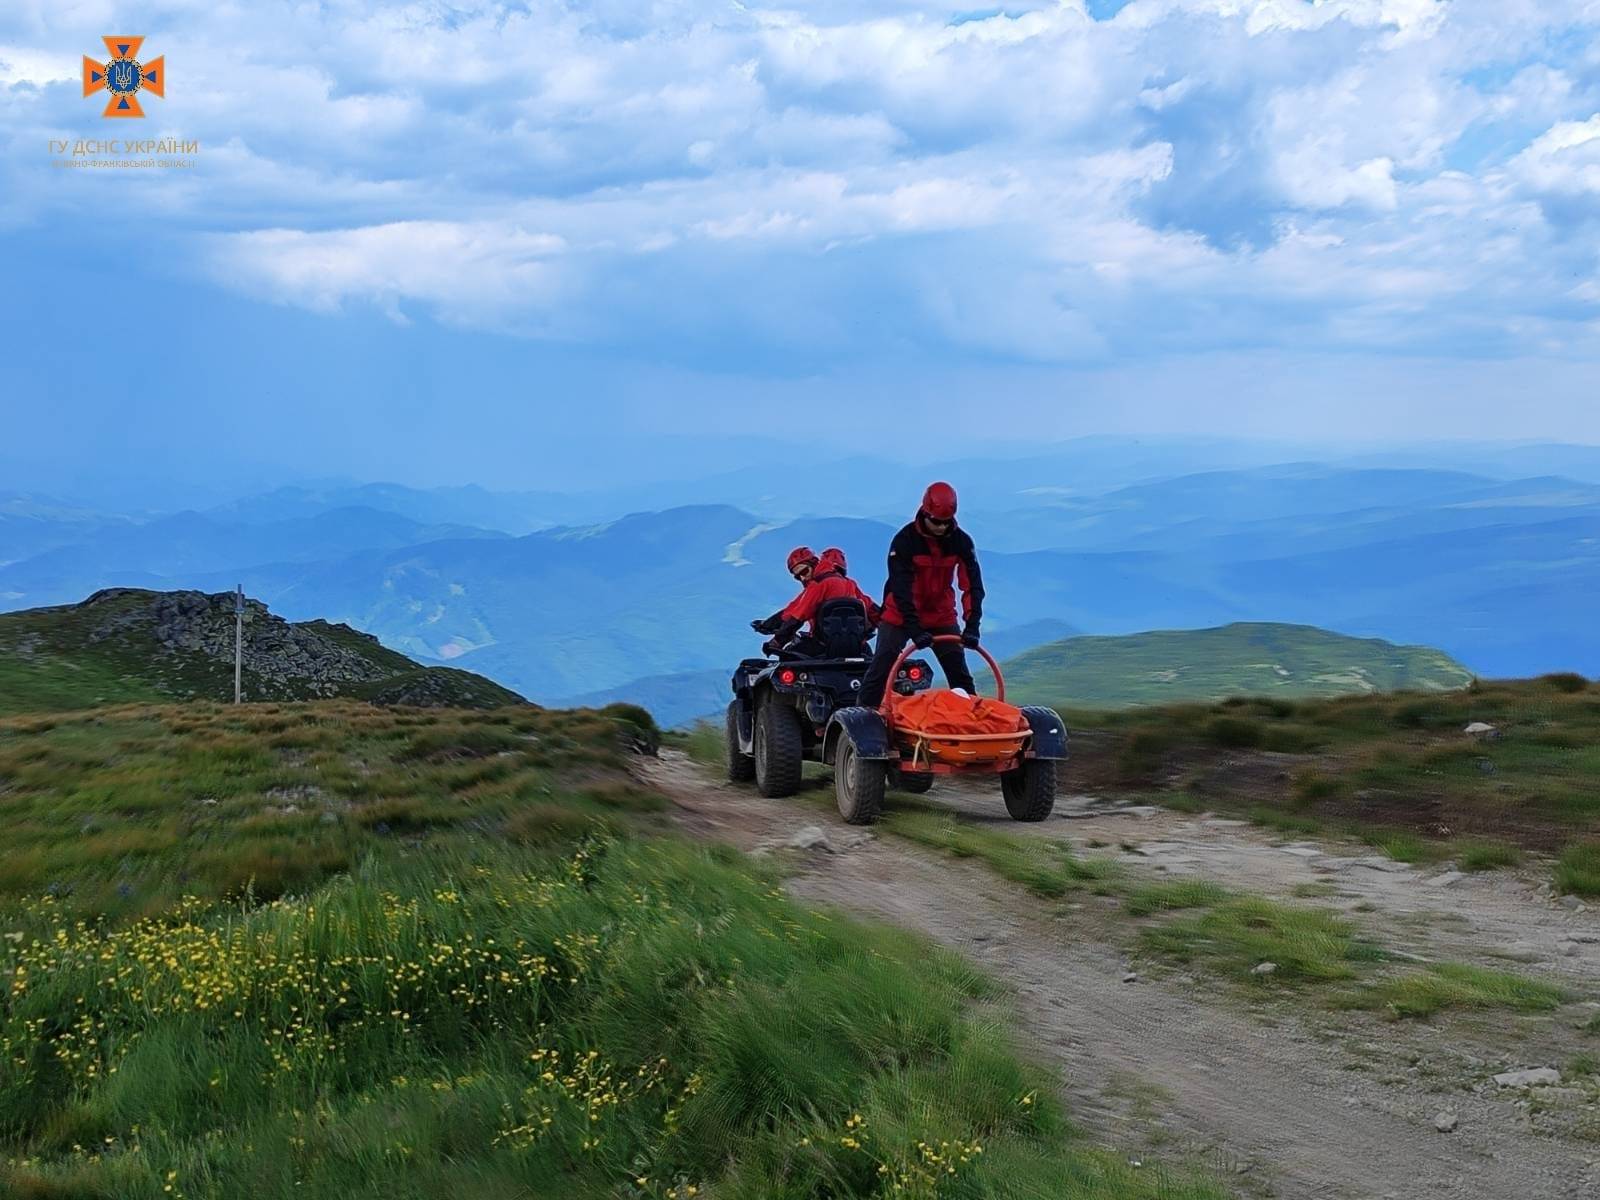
[860,623,973,708]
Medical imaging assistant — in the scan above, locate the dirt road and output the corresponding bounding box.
[637,750,1600,1199]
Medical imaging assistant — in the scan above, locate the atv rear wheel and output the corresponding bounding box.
[725,701,755,783]
[892,768,934,794]
[835,738,886,825]
[1001,759,1056,821]
[754,699,804,798]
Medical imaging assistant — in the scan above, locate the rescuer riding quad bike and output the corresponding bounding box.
[726,597,935,797]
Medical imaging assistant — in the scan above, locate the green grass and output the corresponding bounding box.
[1567,1053,1598,1077]
[0,591,522,715]
[0,702,1227,1200]
[675,719,725,771]
[1002,622,1473,709]
[1058,676,1600,858]
[1290,882,1340,898]
[1138,896,1387,985]
[1247,806,1324,836]
[1122,880,1232,917]
[1556,841,1600,896]
[882,810,1118,898]
[0,702,657,922]
[1343,963,1568,1019]
[1363,831,1444,865]
[1457,841,1523,872]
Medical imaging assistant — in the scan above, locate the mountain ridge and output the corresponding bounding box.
[0,588,525,715]
[1001,622,1476,708]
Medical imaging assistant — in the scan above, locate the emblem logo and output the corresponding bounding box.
[82,37,165,118]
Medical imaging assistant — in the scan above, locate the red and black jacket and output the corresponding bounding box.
[785,559,881,632]
[878,515,984,636]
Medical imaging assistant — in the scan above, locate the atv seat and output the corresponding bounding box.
[814,597,872,658]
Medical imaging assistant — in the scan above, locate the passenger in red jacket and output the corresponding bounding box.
[859,482,984,706]
[751,546,819,639]
[767,547,880,655]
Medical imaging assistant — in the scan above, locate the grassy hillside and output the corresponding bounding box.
[1058,674,1600,893]
[0,589,523,715]
[1003,622,1474,707]
[0,701,1218,1200]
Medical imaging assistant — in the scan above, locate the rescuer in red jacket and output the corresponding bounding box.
[765,547,880,655]
[859,482,984,707]
[751,546,819,641]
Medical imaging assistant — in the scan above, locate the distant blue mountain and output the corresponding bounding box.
[6,457,1600,701]
[0,507,505,609]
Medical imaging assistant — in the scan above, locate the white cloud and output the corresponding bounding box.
[2,0,1599,361]
[1512,115,1600,196]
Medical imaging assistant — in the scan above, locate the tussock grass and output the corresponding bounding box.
[0,702,1227,1200]
[1060,678,1600,894]
[1457,841,1523,872]
[884,810,1118,899]
[1556,841,1600,896]
[675,719,726,770]
[1138,897,1386,985]
[1343,963,1568,1019]
[1122,880,1232,917]
[0,701,653,922]
[1248,806,1323,836]
[1363,831,1444,865]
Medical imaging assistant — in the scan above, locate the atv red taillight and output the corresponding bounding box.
[907,666,923,681]
[779,668,797,685]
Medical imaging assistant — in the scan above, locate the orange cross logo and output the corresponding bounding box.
[82,37,165,118]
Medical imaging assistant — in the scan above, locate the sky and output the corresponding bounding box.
[2,0,1599,497]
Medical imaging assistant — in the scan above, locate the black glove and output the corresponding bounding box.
[961,626,981,649]
[751,616,780,634]
[911,629,934,650]
[762,637,781,656]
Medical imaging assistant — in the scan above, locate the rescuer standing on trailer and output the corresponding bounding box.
[859,482,984,707]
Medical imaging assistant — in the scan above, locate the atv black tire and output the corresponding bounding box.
[892,768,934,794]
[1001,759,1056,822]
[725,701,755,783]
[835,738,886,825]
[754,699,804,798]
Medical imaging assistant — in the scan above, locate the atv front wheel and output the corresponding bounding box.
[754,700,804,798]
[725,701,755,783]
[1001,759,1056,821]
[835,738,886,825]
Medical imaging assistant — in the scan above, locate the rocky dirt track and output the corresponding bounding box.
[638,750,1600,1200]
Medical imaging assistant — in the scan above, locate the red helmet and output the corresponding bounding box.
[818,547,847,574]
[921,481,958,521]
[785,545,818,574]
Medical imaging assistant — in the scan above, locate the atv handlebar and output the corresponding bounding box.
[880,633,1004,717]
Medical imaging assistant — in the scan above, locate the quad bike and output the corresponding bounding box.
[823,634,1069,825]
[726,598,934,798]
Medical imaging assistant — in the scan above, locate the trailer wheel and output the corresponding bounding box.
[835,739,886,825]
[892,768,934,794]
[754,699,804,798]
[725,701,755,783]
[1001,759,1056,822]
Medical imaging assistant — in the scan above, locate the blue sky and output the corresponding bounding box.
[3,1,1599,495]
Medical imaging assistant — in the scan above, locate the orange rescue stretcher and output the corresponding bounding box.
[880,639,1031,773]
[825,635,1070,825]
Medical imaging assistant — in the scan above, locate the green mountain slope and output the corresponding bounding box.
[0,588,524,714]
[1002,622,1474,707]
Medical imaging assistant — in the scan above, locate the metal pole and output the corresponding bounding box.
[234,585,244,704]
